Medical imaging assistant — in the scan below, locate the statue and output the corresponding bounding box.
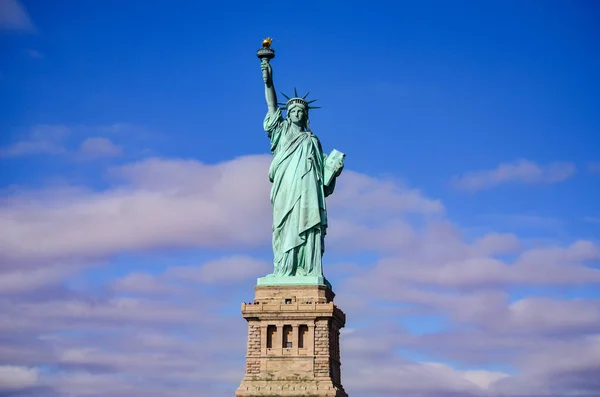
[256,38,345,287]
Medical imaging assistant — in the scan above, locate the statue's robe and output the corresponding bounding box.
[264,108,335,277]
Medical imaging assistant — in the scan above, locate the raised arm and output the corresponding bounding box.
[261,60,278,115]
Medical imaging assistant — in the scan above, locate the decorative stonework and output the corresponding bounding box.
[236,285,348,397]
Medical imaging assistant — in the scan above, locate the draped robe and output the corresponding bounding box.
[264,108,335,277]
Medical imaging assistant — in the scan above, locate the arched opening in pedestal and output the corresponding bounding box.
[298,324,308,349]
[282,325,292,348]
[266,325,276,349]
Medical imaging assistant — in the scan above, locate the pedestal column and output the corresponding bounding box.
[236,285,348,397]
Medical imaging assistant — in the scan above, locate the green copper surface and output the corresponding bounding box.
[258,43,345,288]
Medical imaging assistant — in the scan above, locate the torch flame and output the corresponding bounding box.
[262,37,273,48]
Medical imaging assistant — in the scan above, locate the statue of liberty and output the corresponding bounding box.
[256,39,345,286]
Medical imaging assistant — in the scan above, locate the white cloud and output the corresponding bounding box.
[463,370,509,389]
[0,156,273,262]
[490,334,600,396]
[345,359,505,395]
[0,265,75,295]
[0,155,442,264]
[471,233,521,256]
[0,0,35,31]
[327,217,418,254]
[46,372,198,397]
[1,296,203,332]
[166,255,270,284]
[509,297,600,334]
[330,170,444,217]
[0,365,38,390]
[451,160,576,191]
[112,255,271,295]
[111,273,178,295]
[0,124,69,158]
[339,331,511,396]
[0,139,66,157]
[516,240,600,266]
[342,237,600,298]
[2,152,600,397]
[0,124,148,159]
[78,137,123,159]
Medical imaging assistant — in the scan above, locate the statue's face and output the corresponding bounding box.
[289,106,306,125]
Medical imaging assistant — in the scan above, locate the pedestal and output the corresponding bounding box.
[235,285,348,397]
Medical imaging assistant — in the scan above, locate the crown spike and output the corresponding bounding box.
[281,89,321,112]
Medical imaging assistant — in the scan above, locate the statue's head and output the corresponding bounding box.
[288,103,307,127]
[279,89,319,130]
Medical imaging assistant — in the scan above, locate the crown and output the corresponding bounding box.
[278,88,320,111]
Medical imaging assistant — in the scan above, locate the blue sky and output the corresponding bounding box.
[1,1,600,396]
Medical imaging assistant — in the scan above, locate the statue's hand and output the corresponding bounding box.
[261,61,272,84]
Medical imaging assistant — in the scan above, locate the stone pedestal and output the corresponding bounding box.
[236,285,348,397]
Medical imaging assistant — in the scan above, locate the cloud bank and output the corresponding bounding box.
[451,160,576,192]
[1,153,598,397]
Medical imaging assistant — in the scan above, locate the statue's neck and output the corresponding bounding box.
[290,123,304,133]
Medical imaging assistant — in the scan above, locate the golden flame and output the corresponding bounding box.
[262,37,272,48]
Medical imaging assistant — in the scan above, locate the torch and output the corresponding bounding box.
[257,37,275,82]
